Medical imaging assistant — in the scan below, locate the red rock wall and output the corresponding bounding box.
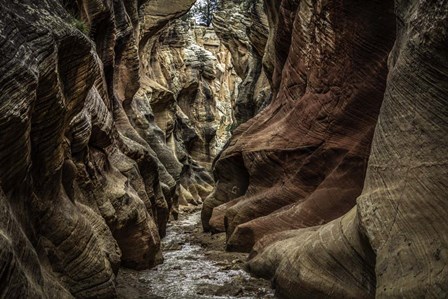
[204,0,397,253]
[215,0,447,298]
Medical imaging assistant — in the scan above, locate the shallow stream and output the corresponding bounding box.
[117,209,274,299]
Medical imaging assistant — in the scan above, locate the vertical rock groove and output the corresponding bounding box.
[0,0,201,297]
[0,0,447,298]
[205,0,397,254]
[207,0,447,297]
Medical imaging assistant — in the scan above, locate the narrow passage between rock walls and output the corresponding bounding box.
[116,207,275,299]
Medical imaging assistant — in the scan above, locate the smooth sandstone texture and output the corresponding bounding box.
[132,19,240,212]
[213,0,271,125]
[204,0,397,253]
[0,0,196,297]
[250,1,448,297]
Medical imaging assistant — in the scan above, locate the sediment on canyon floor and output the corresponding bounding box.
[0,0,447,298]
[116,207,274,299]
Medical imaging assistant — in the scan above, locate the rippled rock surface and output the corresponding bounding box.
[204,0,396,249]
[135,20,240,211]
[204,0,448,298]
[0,0,195,297]
[1,0,446,297]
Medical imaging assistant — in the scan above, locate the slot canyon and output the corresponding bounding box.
[0,0,446,298]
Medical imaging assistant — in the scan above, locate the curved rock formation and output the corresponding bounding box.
[0,0,195,297]
[203,0,447,297]
[132,19,240,211]
[140,20,238,169]
[1,0,446,297]
[203,0,397,253]
[213,0,271,125]
[248,1,448,298]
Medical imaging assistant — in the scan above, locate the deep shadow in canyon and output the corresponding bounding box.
[0,0,447,299]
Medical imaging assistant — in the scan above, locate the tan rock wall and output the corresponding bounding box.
[0,0,195,297]
[213,0,271,125]
[134,19,241,209]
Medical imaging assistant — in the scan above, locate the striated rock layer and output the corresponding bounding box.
[203,0,396,251]
[205,0,448,298]
[249,0,448,297]
[133,19,240,210]
[0,0,196,297]
[213,0,271,125]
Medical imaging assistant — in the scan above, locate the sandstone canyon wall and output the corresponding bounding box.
[203,0,397,249]
[204,0,447,298]
[0,0,209,297]
[133,19,240,208]
[213,0,271,125]
[0,0,447,298]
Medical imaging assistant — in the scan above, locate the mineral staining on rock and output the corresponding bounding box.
[204,0,448,298]
[203,0,397,251]
[1,0,447,298]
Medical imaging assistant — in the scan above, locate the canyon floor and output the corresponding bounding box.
[116,206,275,299]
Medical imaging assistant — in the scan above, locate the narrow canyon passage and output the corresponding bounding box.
[116,208,274,299]
[0,0,446,299]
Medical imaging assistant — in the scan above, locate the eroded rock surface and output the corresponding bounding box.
[204,0,396,251]
[204,0,447,298]
[133,19,240,211]
[1,0,446,297]
[0,0,198,297]
[213,0,271,125]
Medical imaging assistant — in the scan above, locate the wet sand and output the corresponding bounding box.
[116,206,274,299]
